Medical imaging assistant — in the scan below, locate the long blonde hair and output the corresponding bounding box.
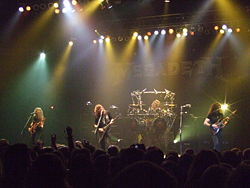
[34,107,45,121]
[94,104,105,116]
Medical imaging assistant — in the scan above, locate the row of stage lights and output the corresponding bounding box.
[93,25,241,44]
[18,0,105,14]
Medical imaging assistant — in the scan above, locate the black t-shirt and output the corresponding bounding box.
[95,111,112,128]
[207,111,223,125]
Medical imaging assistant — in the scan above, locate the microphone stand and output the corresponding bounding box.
[21,114,33,135]
[179,106,184,155]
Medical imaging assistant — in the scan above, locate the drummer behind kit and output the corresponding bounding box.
[127,89,177,151]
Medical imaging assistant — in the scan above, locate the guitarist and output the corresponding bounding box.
[93,104,115,151]
[28,107,45,145]
[203,102,226,152]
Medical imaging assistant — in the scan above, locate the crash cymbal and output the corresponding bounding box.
[129,104,146,107]
[110,105,118,109]
[164,103,176,107]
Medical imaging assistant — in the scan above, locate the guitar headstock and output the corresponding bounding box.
[231,110,237,115]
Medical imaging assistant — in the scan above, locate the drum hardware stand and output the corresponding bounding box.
[179,104,191,155]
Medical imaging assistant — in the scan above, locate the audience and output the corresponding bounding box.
[0,127,250,188]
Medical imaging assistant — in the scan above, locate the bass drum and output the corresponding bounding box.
[152,118,167,136]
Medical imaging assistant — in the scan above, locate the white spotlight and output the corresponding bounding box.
[18,7,24,12]
[62,7,68,13]
[222,25,227,30]
[161,29,166,35]
[138,35,142,40]
[40,52,46,59]
[99,39,103,43]
[228,28,233,33]
[154,30,159,35]
[100,35,105,39]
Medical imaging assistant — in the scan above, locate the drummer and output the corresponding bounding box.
[149,99,162,114]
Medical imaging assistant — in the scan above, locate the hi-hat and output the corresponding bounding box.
[110,105,118,109]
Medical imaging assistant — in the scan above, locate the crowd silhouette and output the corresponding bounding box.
[0,126,250,188]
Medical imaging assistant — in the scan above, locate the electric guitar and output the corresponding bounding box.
[28,120,45,135]
[210,110,237,135]
[97,115,120,143]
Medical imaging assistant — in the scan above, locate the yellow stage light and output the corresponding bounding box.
[214,25,219,31]
[53,2,59,8]
[69,41,74,46]
[26,6,31,11]
[105,37,111,43]
[236,28,240,32]
[221,103,229,111]
[55,9,60,14]
[144,35,149,40]
[72,0,77,5]
[220,29,225,34]
[169,28,174,34]
[176,33,181,38]
[93,40,97,44]
[133,32,139,37]
[183,28,188,33]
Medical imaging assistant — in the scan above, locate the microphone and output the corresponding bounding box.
[30,112,35,115]
[182,104,191,108]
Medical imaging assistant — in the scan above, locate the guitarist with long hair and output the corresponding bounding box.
[28,107,45,145]
[204,102,227,152]
[203,102,237,151]
[93,104,115,151]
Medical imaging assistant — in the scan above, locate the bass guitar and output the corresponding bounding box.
[210,110,237,135]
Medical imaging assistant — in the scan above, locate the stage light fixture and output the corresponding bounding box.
[62,7,68,13]
[19,7,24,12]
[221,103,228,111]
[133,32,139,37]
[183,28,188,33]
[69,41,74,46]
[147,32,152,36]
[190,31,195,36]
[168,28,174,34]
[183,32,188,37]
[222,25,227,30]
[55,9,60,14]
[154,30,159,35]
[54,2,59,8]
[100,35,105,39]
[161,29,166,35]
[228,28,233,33]
[117,36,123,42]
[176,33,181,38]
[214,25,219,31]
[40,3,47,10]
[72,0,77,5]
[99,39,103,43]
[144,35,149,40]
[220,29,225,34]
[236,28,240,32]
[105,37,111,42]
[137,35,142,40]
[93,40,97,44]
[40,52,46,59]
[26,6,31,11]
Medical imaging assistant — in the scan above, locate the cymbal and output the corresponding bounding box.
[110,105,118,109]
[129,104,146,107]
[164,103,176,107]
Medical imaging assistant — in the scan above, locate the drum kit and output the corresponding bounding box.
[127,89,177,137]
